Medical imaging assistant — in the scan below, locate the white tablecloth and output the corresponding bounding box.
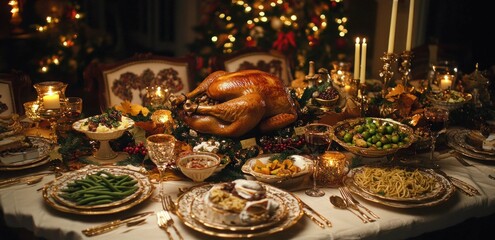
[2,153,495,240]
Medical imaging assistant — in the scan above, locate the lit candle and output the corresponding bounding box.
[344,84,351,93]
[406,0,415,51]
[439,75,453,90]
[388,0,398,53]
[43,88,60,109]
[359,38,367,84]
[354,37,361,79]
[155,86,163,98]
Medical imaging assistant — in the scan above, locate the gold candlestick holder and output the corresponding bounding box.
[399,50,414,91]
[379,52,398,98]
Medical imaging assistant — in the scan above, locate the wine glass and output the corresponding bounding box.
[146,134,177,198]
[23,101,42,136]
[423,106,449,168]
[304,123,332,197]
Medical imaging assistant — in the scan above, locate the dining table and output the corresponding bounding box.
[1,130,495,240]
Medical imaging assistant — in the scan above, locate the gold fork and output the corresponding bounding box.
[339,187,375,222]
[341,186,380,219]
[156,210,173,240]
[161,194,184,240]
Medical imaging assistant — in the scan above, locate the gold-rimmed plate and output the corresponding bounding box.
[42,166,153,215]
[50,167,145,210]
[343,167,455,208]
[175,183,303,238]
[347,166,446,203]
[190,190,287,232]
[0,136,52,171]
[447,129,495,161]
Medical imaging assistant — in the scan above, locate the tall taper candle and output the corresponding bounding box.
[406,0,415,51]
[387,0,398,53]
[360,38,367,84]
[354,37,361,79]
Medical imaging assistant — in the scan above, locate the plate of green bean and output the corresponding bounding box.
[42,166,154,215]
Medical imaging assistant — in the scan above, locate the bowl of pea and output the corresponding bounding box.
[332,117,416,158]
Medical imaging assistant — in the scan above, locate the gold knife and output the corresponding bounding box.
[82,211,154,237]
[302,208,326,228]
[301,201,333,227]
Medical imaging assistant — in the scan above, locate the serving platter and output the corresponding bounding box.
[42,166,153,215]
[343,166,455,208]
[0,136,52,171]
[50,168,145,210]
[241,154,313,186]
[190,193,287,231]
[447,129,495,161]
[175,183,303,238]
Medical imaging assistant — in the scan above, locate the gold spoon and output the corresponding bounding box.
[329,195,367,223]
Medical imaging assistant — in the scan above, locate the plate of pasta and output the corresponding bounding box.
[344,166,455,208]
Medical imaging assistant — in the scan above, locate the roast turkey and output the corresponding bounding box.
[171,70,298,137]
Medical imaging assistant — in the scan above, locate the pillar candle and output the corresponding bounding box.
[359,38,367,84]
[43,89,60,109]
[388,0,398,53]
[406,0,415,51]
[354,37,360,79]
[439,75,453,90]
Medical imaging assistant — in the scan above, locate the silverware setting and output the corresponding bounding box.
[435,169,481,196]
[340,186,380,219]
[300,201,332,228]
[81,211,154,237]
[338,187,377,223]
[329,195,368,223]
[0,172,50,188]
[157,194,184,240]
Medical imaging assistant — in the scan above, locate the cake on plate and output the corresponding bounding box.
[465,121,495,152]
[203,179,280,226]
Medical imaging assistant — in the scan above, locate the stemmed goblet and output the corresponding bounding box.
[146,134,177,198]
[23,101,42,136]
[304,123,332,197]
[423,106,449,168]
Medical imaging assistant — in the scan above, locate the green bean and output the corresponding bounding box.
[81,187,138,198]
[100,176,121,192]
[120,180,138,186]
[77,195,114,205]
[116,175,132,185]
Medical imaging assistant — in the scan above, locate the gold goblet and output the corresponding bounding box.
[146,134,177,198]
[23,101,42,136]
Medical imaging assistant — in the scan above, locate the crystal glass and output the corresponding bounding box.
[33,81,68,142]
[304,123,332,197]
[23,101,42,136]
[427,61,458,93]
[146,134,177,197]
[424,107,449,168]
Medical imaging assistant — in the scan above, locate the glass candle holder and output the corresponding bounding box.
[33,81,68,141]
[318,151,349,188]
[145,85,170,107]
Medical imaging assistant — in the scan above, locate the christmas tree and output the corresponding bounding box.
[187,0,351,83]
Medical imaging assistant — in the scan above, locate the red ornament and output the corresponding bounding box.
[272,31,296,52]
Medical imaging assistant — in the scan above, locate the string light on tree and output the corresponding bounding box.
[189,0,351,82]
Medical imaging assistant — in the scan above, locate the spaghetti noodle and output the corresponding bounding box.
[353,167,437,199]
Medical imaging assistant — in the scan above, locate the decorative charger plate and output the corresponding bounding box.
[190,193,287,231]
[343,166,455,208]
[42,166,153,215]
[50,167,146,210]
[447,129,495,161]
[347,166,446,203]
[175,183,303,238]
[0,136,52,171]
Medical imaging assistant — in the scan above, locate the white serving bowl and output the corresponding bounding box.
[177,152,221,182]
[241,154,312,187]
